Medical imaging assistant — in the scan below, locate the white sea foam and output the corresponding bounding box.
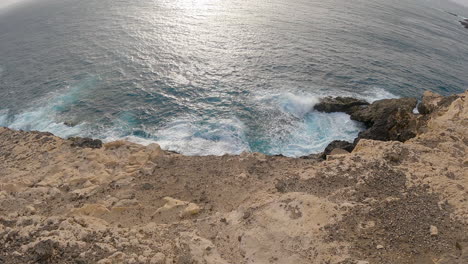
[102,117,250,156]
[152,118,250,156]
[279,93,320,118]
[1,86,398,157]
[357,87,399,102]
[0,106,83,138]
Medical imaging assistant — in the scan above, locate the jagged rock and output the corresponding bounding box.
[314,97,369,114]
[418,91,443,115]
[461,19,468,29]
[351,98,418,142]
[322,140,355,158]
[418,91,460,115]
[150,253,166,264]
[31,239,58,263]
[69,137,103,149]
[329,148,349,156]
[356,261,369,264]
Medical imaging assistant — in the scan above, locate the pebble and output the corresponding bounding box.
[150,252,166,264]
[376,244,384,249]
[430,225,439,236]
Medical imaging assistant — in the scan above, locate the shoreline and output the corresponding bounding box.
[0,90,467,264]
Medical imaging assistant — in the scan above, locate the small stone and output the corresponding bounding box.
[25,205,36,215]
[430,225,439,236]
[329,148,350,156]
[180,203,201,218]
[376,244,384,249]
[137,256,147,263]
[356,261,369,264]
[150,252,166,264]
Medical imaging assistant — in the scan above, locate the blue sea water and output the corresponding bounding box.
[0,0,467,157]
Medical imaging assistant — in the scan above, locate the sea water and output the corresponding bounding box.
[0,0,467,156]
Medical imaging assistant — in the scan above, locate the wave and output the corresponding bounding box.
[0,87,398,157]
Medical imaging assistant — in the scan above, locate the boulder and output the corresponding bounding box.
[418,91,459,115]
[351,97,418,142]
[321,140,355,159]
[314,97,369,114]
[69,137,103,149]
[461,19,468,29]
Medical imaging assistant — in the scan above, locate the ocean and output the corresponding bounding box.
[0,0,467,157]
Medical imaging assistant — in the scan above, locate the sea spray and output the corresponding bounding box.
[0,88,397,157]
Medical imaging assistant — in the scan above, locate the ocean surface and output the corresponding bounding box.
[0,0,467,157]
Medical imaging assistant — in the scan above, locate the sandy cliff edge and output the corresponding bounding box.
[0,91,467,264]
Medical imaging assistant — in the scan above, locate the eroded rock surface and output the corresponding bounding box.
[0,91,467,264]
[314,97,369,114]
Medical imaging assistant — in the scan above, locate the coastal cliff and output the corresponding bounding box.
[0,91,467,264]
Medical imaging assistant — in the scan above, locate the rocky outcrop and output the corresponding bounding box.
[0,91,467,264]
[461,19,468,29]
[321,140,354,158]
[350,97,419,142]
[418,91,460,115]
[314,96,369,114]
[317,96,420,156]
[69,137,103,149]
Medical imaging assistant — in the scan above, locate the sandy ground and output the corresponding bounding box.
[0,91,467,264]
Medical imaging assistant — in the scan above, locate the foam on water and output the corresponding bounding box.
[0,86,397,157]
[278,93,320,118]
[0,77,97,138]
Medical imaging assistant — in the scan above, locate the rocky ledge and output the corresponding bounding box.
[0,91,467,264]
[461,19,468,29]
[315,91,461,158]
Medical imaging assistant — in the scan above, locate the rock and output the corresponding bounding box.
[180,203,201,218]
[69,137,103,149]
[329,148,349,156]
[314,97,369,114]
[31,239,58,263]
[154,197,201,221]
[24,205,36,215]
[351,97,418,142]
[430,225,439,236]
[376,244,384,249]
[150,253,166,264]
[418,91,460,115]
[461,19,468,29]
[70,204,110,217]
[322,140,355,158]
[418,91,443,115]
[71,185,99,198]
[63,121,78,127]
[356,261,370,264]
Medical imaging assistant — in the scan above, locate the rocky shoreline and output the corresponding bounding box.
[0,91,467,264]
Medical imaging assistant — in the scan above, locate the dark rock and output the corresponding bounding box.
[63,121,78,127]
[141,183,154,190]
[350,98,418,142]
[69,137,103,149]
[32,239,57,263]
[417,91,459,115]
[418,91,443,115]
[314,97,369,115]
[321,140,355,159]
[461,19,468,29]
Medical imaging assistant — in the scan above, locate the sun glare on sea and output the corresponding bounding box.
[174,0,221,10]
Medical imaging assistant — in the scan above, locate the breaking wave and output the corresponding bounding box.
[0,86,398,157]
